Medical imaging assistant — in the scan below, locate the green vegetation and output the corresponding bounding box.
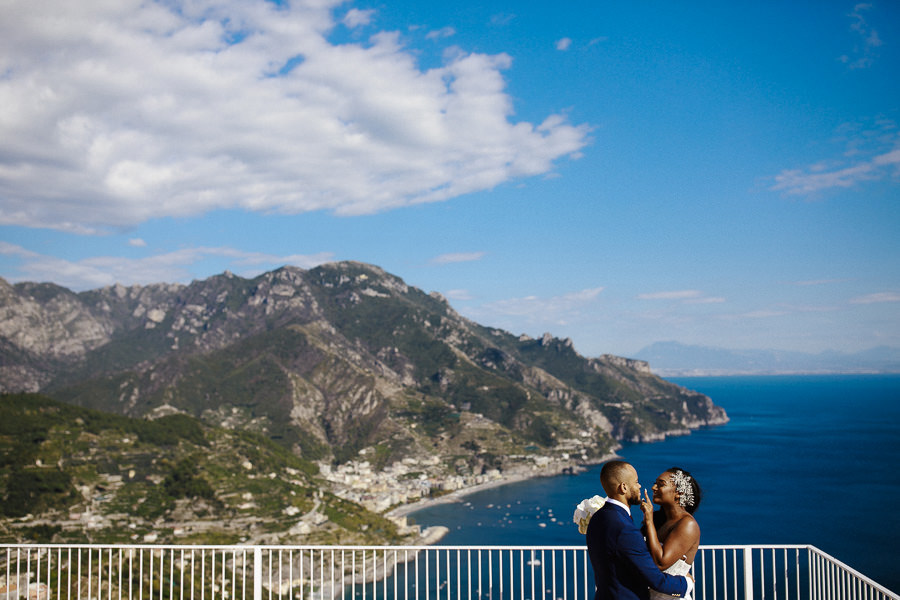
[525,414,555,447]
[0,393,403,546]
[513,337,638,402]
[58,326,183,386]
[16,524,62,543]
[135,414,207,446]
[3,468,77,517]
[1,394,204,467]
[321,493,402,543]
[163,457,215,501]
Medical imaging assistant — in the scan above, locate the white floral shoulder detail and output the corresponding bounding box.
[573,495,606,534]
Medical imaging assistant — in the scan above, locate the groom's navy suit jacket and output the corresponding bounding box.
[586,502,688,600]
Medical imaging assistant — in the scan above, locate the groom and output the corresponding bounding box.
[586,460,692,600]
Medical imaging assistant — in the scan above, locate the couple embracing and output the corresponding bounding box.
[586,460,702,600]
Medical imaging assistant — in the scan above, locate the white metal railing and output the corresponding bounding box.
[1,545,896,600]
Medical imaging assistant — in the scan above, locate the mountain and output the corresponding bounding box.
[0,262,727,534]
[635,341,900,376]
[0,393,416,545]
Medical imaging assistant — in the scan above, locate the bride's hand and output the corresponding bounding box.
[640,488,654,522]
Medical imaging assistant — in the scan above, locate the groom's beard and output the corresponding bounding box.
[627,488,641,506]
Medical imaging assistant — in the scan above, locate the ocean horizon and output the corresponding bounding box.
[409,374,900,593]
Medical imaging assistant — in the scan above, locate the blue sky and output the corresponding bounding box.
[1,0,898,357]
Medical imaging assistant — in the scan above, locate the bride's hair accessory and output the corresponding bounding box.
[670,469,695,508]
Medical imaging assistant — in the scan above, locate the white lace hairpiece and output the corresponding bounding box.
[670,470,695,508]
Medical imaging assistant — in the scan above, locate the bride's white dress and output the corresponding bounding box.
[649,559,692,600]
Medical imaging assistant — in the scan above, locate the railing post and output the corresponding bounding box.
[254,547,263,600]
[743,548,754,599]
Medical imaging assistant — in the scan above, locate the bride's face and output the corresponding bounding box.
[652,471,679,506]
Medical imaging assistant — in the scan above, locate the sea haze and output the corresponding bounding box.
[409,374,900,593]
[634,342,900,376]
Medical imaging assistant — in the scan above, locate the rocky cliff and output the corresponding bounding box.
[0,262,728,471]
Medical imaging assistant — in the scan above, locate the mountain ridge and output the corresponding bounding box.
[1,261,728,542]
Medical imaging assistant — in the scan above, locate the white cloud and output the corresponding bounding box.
[426,26,456,40]
[839,3,883,69]
[850,292,900,304]
[342,8,374,28]
[770,124,900,196]
[791,278,847,286]
[738,309,789,319]
[430,251,486,265]
[637,290,702,300]
[443,289,473,301]
[771,162,876,195]
[874,148,900,166]
[0,242,332,290]
[636,289,725,305]
[470,287,603,324]
[556,38,572,51]
[0,0,589,234]
[685,296,726,304]
[129,238,147,247]
[0,241,40,259]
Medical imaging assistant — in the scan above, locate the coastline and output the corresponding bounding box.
[388,470,546,519]
[385,416,728,544]
[387,452,618,528]
[384,411,733,544]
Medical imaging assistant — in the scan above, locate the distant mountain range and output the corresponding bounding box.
[634,341,900,376]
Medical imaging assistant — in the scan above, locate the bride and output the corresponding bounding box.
[640,467,702,600]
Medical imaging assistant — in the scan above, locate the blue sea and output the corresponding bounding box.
[409,374,900,593]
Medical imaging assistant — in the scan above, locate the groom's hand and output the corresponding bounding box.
[683,573,694,598]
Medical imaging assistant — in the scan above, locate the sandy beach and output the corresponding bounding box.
[387,470,538,519]
[387,453,618,522]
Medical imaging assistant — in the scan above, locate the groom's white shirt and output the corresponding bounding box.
[605,497,694,598]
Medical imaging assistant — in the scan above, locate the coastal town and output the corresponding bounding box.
[322,452,579,513]
[319,448,592,542]
[0,441,596,547]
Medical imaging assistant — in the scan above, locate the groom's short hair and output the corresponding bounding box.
[600,460,632,496]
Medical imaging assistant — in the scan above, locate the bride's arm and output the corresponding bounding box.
[639,490,665,567]
[656,517,699,569]
[640,490,700,570]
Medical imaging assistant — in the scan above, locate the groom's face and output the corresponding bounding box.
[624,465,642,506]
